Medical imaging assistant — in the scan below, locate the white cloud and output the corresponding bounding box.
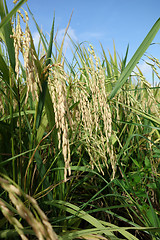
[135,60,159,85]
[133,60,152,82]
[138,61,152,76]
[33,31,40,49]
[56,26,78,49]
[31,28,78,62]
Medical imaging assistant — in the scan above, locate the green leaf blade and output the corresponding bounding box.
[108,18,160,100]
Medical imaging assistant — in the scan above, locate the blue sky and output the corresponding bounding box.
[7,0,160,82]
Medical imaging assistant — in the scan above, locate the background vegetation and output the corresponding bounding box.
[1,0,160,239]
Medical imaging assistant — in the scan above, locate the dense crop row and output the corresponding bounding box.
[1,1,160,239]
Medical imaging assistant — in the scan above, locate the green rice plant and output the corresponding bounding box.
[0,174,58,240]
[64,25,160,239]
[1,0,160,239]
[108,18,160,99]
[0,0,72,199]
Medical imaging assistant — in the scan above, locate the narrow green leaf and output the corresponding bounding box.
[146,195,160,228]
[108,18,160,99]
[0,0,27,70]
[27,4,48,53]
[34,151,52,200]
[115,100,160,125]
[100,42,112,78]
[45,200,119,239]
[36,114,48,142]
[0,110,35,121]
[35,14,55,129]
[57,11,73,63]
[0,54,9,84]
[46,12,55,66]
[121,44,129,71]
[0,0,27,29]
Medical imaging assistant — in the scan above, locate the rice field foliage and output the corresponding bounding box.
[1,0,160,239]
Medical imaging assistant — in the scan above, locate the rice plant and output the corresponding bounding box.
[1,0,160,239]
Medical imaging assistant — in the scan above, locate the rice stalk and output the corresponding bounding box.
[0,176,58,240]
[1,2,160,238]
[48,64,71,181]
[10,8,41,103]
[69,44,117,178]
